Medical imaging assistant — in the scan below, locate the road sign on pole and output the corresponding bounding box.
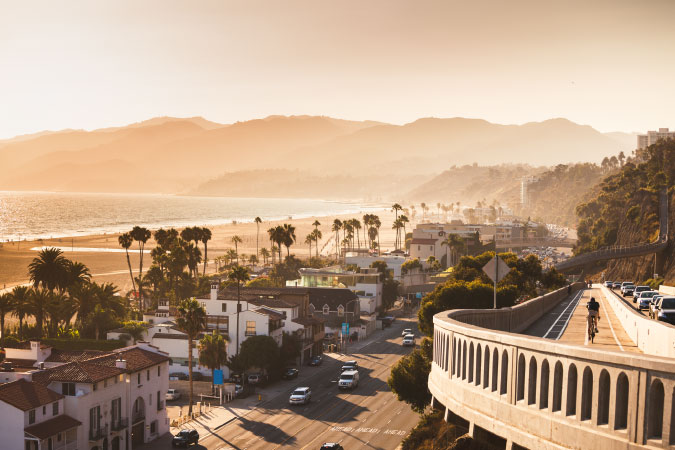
[482,256,512,309]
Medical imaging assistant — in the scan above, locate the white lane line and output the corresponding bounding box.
[598,288,624,351]
[544,289,583,339]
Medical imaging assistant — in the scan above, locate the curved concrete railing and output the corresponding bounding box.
[556,190,669,272]
[429,285,675,449]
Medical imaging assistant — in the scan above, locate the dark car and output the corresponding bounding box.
[282,368,299,379]
[172,429,199,447]
[623,286,635,297]
[320,444,344,450]
[309,355,323,366]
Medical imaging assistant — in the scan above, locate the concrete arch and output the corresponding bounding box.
[614,372,629,430]
[500,350,508,395]
[648,378,664,439]
[462,340,467,380]
[475,344,482,386]
[581,367,593,421]
[483,345,490,389]
[552,361,563,412]
[597,369,610,426]
[540,359,550,410]
[468,342,475,383]
[451,337,456,375]
[491,348,499,392]
[566,364,578,417]
[528,356,538,405]
[517,353,526,402]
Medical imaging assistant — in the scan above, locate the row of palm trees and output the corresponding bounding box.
[331,214,383,257]
[267,224,297,261]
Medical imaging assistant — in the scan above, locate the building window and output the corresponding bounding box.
[157,390,161,410]
[104,379,107,388]
[158,366,161,377]
[138,373,141,385]
[200,302,206,308]
[147,370,150,381]
[111,398,121,422]
[245,321,256,336]
[43,405,46,415]
[221,303,227,312]
[150,420,157,434]
[53,402,59,416]
[337,305,344,317]
[323,305,329,315]
[430,245,433,251]
[62,383,75,396]
[417,245,420,250]
[29,409,35,424]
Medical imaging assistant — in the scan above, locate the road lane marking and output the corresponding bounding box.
[598,288,624,351]
[544,289,583,339]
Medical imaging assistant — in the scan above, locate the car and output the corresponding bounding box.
[637,291,658,310]
[604,281,613,287]
[282,368,299,380]
[633,286,651,302]
[320,444,344,450]
[289,387,312,405]
[166,388,181,401]
[612,282,622,289]
[650,296,664,319]
[248,373,263,385]
[402,328,413,337]
[402,334,415,346]
[169,372,188,381]
[172,429,199,447]
[620,281,633,291]
[623,285,636,297]
[340,360,358,372]
[338,370,359,389]
[655,296,675,325]
[309,355,323,366]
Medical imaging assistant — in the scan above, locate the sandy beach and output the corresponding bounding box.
[0,209,399,294]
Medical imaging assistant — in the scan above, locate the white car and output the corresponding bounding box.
[338,370,359,389]
[289,387,312,405]
[401,328,412,337]
[402,334,415,346]
[165,388,181,401]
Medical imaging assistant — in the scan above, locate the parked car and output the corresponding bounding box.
[320,444,344,450]
[235,384,254,398]
[401,328,413,337]
[633,286,651,302]
[191,372,203,381]
[655,296,675,325]
[248,373,263,385]
[169,372,188,381]
[338,370,359,389]
[282,368,299,380]
[289,387,312,405]
[309,355,323,366]
[603,280,613,287]
[402,334,415,346]
[172,429,199,447]
[637,291,658,310]
[166,388,181,401]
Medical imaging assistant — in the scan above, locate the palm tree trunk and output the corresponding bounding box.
[188,336,194,415]
[203,243,208,276]
[125,249,137,294]
[236,283,241,356]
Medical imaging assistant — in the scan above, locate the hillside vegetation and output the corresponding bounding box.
[574,139,675,282]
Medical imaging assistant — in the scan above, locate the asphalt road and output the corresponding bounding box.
[151,318,420,450]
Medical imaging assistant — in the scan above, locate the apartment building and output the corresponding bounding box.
[0,343,169,450]
[637,127,675,149]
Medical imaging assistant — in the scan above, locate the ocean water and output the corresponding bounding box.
[0,191,382,242]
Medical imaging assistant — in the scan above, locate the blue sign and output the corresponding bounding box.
[213,369,224,385]
[341,322,349,336]
[416,292,423,299]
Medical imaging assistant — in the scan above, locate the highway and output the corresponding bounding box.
[144,318,420,450]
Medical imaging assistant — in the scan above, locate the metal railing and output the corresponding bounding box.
[89,424,108,441]
[132,410,145,424]
[111,417,128,431]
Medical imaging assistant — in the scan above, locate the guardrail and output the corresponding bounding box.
[556,190,669,272]
[430,283,675,449]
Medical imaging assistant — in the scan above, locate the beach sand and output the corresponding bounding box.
[0,209,399,294]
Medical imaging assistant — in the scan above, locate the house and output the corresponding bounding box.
[0,343,169,450]
[345,254,406,278]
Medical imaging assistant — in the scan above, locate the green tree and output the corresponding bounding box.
[312,220,321,257]
[441,233,466,266]
[0,293,12,343]
[239,335,280,374]
[29,288,52,338]
[254,217,262,259]
[388,338,432,413]
[332,219,342,258]
[231,235,243,264]
[282,224,296,257]
[118,233,137,295]
[228,265,250,355]
[10,286,32,339]
[176,298,207,415]
[199,331,229,393]
[130,226,152,309]
[119,320,147,344]
[28,248,70,294]
[200,227,212,276]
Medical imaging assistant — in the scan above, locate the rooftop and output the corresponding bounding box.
[0,378,63,411]
[32,361,126,385]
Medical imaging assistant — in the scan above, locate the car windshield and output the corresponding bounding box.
[292,389,306,396]
[341,374,353,380]
[661,299,675,309]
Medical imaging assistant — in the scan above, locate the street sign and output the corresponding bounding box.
[482,256,511,284]
[214,369,224,385]
[342,322,349,336]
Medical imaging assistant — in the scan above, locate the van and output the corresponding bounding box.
[338,370,359,389]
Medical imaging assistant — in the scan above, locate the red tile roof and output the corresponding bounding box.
[0,379,63,411]
[410,238,438,245]
[32,361,125,385]
[24,414,81,439]
[44,349,105,364]
[88,346,170,372]
[292,316,324,326]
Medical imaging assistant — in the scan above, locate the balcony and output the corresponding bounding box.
[111,417,128,432]
[89,424,108,441]
[132,409,145,424]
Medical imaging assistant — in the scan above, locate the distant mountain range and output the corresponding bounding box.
[0,115,636,197]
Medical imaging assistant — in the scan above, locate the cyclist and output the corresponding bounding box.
[587,297,600,338]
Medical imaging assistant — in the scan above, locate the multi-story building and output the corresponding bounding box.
[408,223,477,266]
[0,343,169,450]
[637,127,675,149]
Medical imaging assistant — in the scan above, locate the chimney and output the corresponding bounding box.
[115,359,127,370]
[210,281,219,301]
[38,362,45,370]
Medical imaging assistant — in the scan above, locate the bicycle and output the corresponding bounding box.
[587,313,599,343]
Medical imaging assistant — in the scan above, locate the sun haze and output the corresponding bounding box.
[1,0,674,138]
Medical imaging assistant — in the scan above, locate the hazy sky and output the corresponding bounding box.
[2,0,674,138]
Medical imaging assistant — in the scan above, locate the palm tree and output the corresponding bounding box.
[400,215,410,242]
[305,233,313,260]
[373,216,381,253]
[45,293,76,338]
[10,286,31,339]
[28,248,70,294]
[312,220,321,258]
[312,229,322,258]
[228,265,250,356]
[332,219,342,258]
[176,298,207,416]
[200,227,212,276]
[392,203,403,222]
[199,331,229,394]
[231,236,242,264]
[29,288,52,338]
[267,227,276,264]
[352,219,362,248]
[0,293,12,342]
[392,219,403,250]
[260,248,270,266]
[90,304,110,340]
[225,249,237,266]
[69,282,99,326]
[255,217,262,258]
[282,224,296,258]
[185,242,202,279]
[131,226,151,286]
[65,261,91,288]
[420,202,427,222]
[441,233,466,266]
[118,233,137,295]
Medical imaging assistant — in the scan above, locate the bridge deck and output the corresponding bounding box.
[525,286,640,353]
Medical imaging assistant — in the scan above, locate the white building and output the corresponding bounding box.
[0,343,170,450]
[345,254,406,278]
[637,128,675,149]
